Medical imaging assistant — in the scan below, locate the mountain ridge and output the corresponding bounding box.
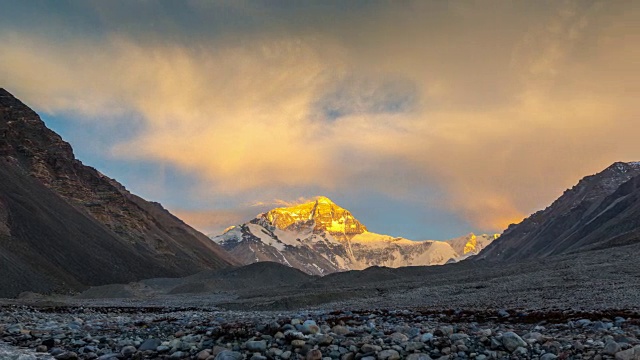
[477,161,640,261]
[0,88,237,297]
[212,196,498,275]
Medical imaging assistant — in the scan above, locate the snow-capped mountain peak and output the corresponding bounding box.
[211,196,498,275]
[263,196,367,237]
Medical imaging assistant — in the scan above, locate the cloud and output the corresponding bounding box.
[171,208,253,236]
[1,0,638,234]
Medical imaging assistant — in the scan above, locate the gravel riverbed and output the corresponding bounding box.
[2,306,640,360]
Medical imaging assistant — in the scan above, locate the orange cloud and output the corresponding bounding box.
[171,208,254,235]
[1,1,638,234]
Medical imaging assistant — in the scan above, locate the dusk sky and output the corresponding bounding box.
[1,1,638,239]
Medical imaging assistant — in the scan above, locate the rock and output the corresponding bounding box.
[197,350,212,360]
[389,332,409,342]
[513,347,528,356]
[377,350,400,360]
[97,354,119,360]
[121,346,136,357]
[307,349,323,360]
[139,338,162,351]
[55,352,78,360]
[406,354,432,360]
[604,340,622,355]
[421,333,434,342]
[170,351,186,359]
[540,354,558,360]
[450,333,469,342]
[157,345,170,353]
[361,344,382,353]
[317,334,334,346]
[268,348,283,357]
[523,332,543,343]
[332,326,350,336]
[245,340,267,352]
[36,345,48,353]
[576,319,592,327]
[281,351,292,360]
[439,326,454,335]
[292,340,306,348]
[404,342,424,351]
[302,320,320,335]
[7,324,24,334]
[341,353,355,360]
[615,345,640,360]
[17,355,36,360]
[501,332,527,352]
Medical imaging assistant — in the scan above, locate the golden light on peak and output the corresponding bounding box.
[264,196,367,235]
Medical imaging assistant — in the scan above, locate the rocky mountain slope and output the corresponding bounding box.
[212,196,497,275]
[478,161,640,261]
[0,88,237,297]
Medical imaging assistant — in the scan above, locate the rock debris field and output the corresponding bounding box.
[2,306,640,360]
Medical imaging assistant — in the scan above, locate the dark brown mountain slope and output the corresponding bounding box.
[477,162,640,261]
[0,88,237,297]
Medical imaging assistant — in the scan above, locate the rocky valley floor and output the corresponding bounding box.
[2,306,640,360]
[1,242,640,360]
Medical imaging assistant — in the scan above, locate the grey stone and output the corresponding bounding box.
[245,340,267,352]
[450,333,469,342]
[197,350,212,360]
[292,340,306,348]
[513,347,528,356]
[377,350,400,360]
[55,352,78,360]
[317,334,334,346]
[604,341,621,355]
[615,345,640,360]
[406,354,432,360]
[389,332,408,342]
[361,344,382,353]
[139,338,161,351]
[421,333,434,342]
[307,349,323,360]
[121,346,136,357]
[341,353,355,360]
[501,332,527,352]
[404,342,424,351]
[332,326,350,336]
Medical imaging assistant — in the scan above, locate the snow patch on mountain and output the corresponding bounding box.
[211,197,498,275]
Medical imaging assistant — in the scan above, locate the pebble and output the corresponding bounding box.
[501,331,528,352]
[604,340,622,355]
[215,350,243,360]
[245,340,266,352]
[377,349,400,360]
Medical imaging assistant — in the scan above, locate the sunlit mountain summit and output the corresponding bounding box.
[265,196,367,237]
[212,196,498,275]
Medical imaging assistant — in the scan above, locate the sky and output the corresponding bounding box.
[0,0,638,239]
